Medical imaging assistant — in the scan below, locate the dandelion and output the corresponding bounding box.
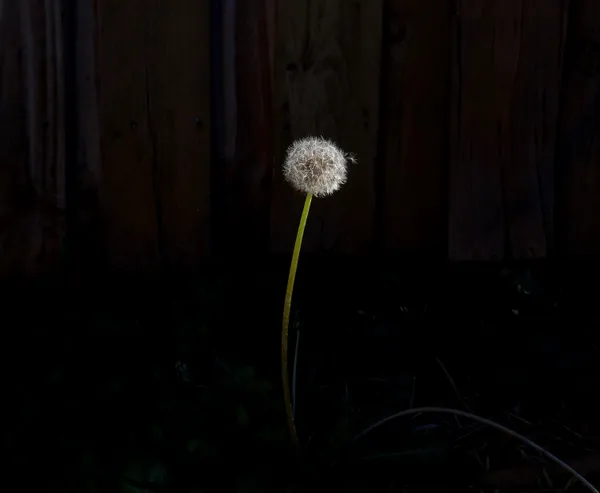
[280,136,353,447]
[282,136,352,197]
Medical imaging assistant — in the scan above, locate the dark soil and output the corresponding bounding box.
[2,258,599,492]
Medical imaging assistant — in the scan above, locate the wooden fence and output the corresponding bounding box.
[1,0,600,276]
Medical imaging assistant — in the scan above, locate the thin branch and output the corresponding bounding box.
[354,406,598,493]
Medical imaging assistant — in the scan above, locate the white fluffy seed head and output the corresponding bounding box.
[282,136,353,198]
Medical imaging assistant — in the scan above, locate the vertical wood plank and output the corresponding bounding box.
[217,0,273,255]
[96,0,159,271]
[71,0,104,274]
[449,0,567,260]
[75,0,102,207]
[147,0,211,269]
[0,0,66,276]
[212,0,274,256]
[270,0,383,254]
[0,0,25,223]
[0,0,29,275]
[379,0,452,255]
[221,0,237,166]
[556,0,600,257]
[449,0,517,261]
[507,0,567,258]
[265,0,276,92]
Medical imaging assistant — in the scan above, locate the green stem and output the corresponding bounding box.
[282,192,313,446]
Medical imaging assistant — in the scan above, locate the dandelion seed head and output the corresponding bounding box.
[282,136,353,198]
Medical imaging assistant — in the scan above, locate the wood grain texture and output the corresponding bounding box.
[0,0,25,224]
[20,0,66,208]
[75,0,102,209]
[213,0,273,256]
[270,0,383,254]
[146,0,211,269]
[556,0,600,257]
[96,0,211,271]
[0,0,27,275]
[0,0,66,276]
[96,0,159,271]
[449,0,567,260]
[221,0,237,165]
[379,0,452,255]
[235,0,274,254]
[70,0,104,274]
[507,0,567,258]
[265,0,276,92]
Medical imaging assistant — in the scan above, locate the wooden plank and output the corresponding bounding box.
[0,0,25,226]
[449,0,514,260]
[0,0,66,277]
[379,0,452,255]
[556,0,600,257]
[449,0,567,260]
[270,0,383,254]
[212,0,273,256]
[232,0,274,254]
[506,0,567,258]
[208,0,237,255]
[146,0,211,269]
[70,0,104,274]
[0,0,29,276]
[19,0,66,208]
[96,0,159,271]
[220,0,237,165]
[265,0,276,91]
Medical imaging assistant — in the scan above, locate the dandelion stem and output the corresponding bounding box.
[282,192,312,447]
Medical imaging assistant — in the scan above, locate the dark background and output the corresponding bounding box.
[2,0,600,491]
[2,260,600,491]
